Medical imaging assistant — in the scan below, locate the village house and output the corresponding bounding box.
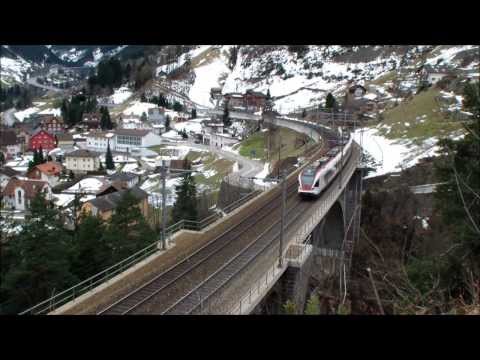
[223,92,245,109]
[417,65,454,85]
[0,129,22,160]
[55,133,75,149]
[210,87,223,106]
[244,89,267,112]
[114,129,162,153]
[27,161,64,187]
[65,149,102,174]
[204,132,239,148]
[0,167,20,191]
[39,115,65,134]
[82,113,102,130]
[15,129,31,153]
[1,177,52,211]
[28,129,57,152]
[223,90,268,112]
[85,131,116,151]
[120,116,153,130]
[108,172,140,189]
[152,124,166,135]
[80,186,149,221]
[148,107,166,125]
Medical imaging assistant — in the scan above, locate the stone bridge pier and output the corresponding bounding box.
[254,169,363,314]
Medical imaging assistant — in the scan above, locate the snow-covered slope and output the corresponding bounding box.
[0,55,32,86]
[188,46,232,107]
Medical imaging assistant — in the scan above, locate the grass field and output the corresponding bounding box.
[148,145,168,154]
[185,151,235,191]
[375,88,464,144]
[239,127,315,160]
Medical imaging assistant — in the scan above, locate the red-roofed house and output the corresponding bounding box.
[1,177,52,211]
[27,161,64,187]
[28,130,57,152]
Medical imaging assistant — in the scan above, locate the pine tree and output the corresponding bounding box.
[325,93,336,110]
[100,106,113,130]
[1,192,77,313]
[38,147,45,164]
[173,101,183,112]
[266,89,271,100]
[172,167,198,224]
[165,115,171,131]
[105,142,115,170]
[60,99,69,124]
[433,81,480,299]
[305,294,321,315]
[32,149,39,165]
[141,112,147,122]
[223,106,231,127]
[103,190,156,263]
[71,214,110,280]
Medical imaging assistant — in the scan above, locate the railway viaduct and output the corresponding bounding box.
[20,110,363,315]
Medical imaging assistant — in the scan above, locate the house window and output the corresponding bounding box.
[17,190,22,204]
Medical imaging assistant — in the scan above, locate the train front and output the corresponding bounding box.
[298,166,320,196]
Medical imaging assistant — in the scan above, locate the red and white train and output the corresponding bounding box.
[298,135,354,197]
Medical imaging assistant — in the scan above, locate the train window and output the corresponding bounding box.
[324,169,334,182]
[301,174,315,185]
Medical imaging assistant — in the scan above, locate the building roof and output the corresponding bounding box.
[109,172,139,182]
[31,161,64,176]
[245,89,267,98]
[0,166,20,178]
[225,92,244,98]
[0,130,20,146]
[88,186,148,212]
[56,133,74,142]
[65,149,101,158]
[86,131,115,139]
[41,116,64,125]
[115,129,151,137]
[30,128,56,139]
[148,107,165,115]
[2,177,49,199]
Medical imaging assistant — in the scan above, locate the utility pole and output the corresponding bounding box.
[279,170,286,268]
[161,160,168,250]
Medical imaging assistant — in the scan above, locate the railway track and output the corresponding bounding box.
[163,200,312,314]
[98,182,301,315]
[97,117,335,315]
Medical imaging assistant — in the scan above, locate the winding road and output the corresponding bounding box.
[185,140,264,178]
[26,76,64,92]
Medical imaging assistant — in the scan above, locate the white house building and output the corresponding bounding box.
[1,177,52,211]
[85,131,116,151]
[115,129,162,153]
[65,149,102,174]
[0,167,20,192]
[148,107,166,125]
[205,132,239,148]
[26,161,64,187]
[152,124,166,135]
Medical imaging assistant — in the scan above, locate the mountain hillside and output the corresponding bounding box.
[0,45,138,86]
